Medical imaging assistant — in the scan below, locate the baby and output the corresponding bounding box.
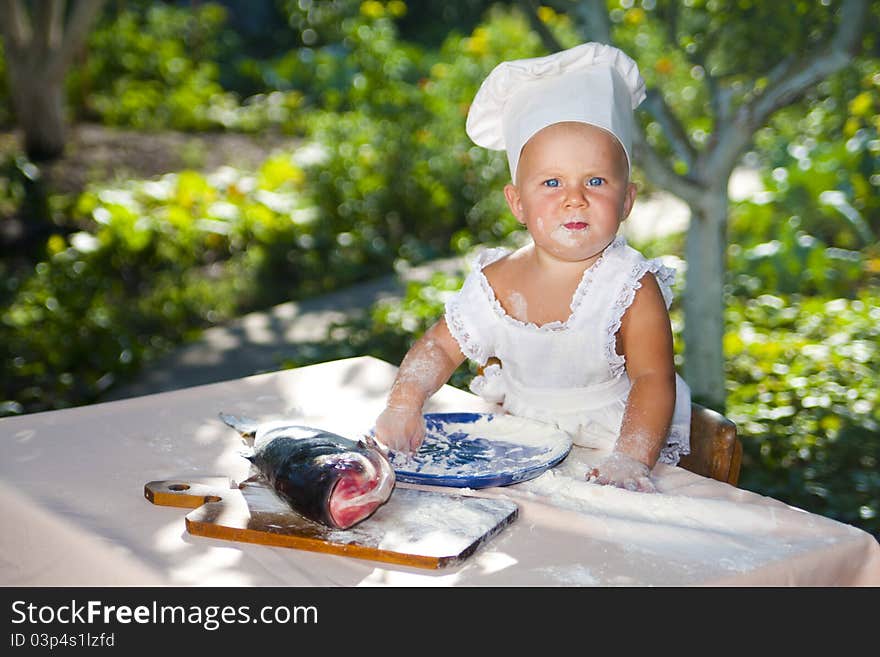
[374,42,691,492]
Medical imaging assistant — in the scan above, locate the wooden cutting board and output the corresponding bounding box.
[144,477,518,570]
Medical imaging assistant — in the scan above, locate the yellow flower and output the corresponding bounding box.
[465,28,488,57]
[387,1,407,17]
[624,8,646,25]
[843,117,860,138]
[655,57,674,75]
[537,6,557,23]
[360,1,384,20]
[47,234,66,256]
[849,91,874,118]
[430,62,449,79]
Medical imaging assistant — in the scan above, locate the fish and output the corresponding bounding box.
[219,413,396,530]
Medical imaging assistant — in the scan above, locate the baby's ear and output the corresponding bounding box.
[503,183,526,225]
[621,181,638,220]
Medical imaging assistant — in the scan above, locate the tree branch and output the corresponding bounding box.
[33,0,55,58]
[642,89,698,171]
[576,0,698,194]
[632,129,703,206]
[517,0,563,53]
[46,0,104,81]
[0,0,33,50]
[707,0,868,178]
[751,0,865,123]
[48,0,65,51]
[573,0,611,43]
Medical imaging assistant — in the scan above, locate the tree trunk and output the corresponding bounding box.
[682,188,728,411]
[0,0,106,162]
[8,68,67,162]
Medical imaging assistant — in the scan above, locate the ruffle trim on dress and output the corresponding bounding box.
[468,363,506,403]
[475,248,567,332]
[605,256,677,378]
[473,237,626,333]
[658,424,690,465]
[444,248,512,364]
[445,296,489,366]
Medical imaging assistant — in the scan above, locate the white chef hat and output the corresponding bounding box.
[466,42,646,181]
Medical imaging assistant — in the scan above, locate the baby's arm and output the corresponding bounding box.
[374,317,466,453]
[586,272,676,492]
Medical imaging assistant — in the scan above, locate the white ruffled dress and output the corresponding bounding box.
[444,236,691,465]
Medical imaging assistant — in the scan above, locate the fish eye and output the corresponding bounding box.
[333,455,365,472]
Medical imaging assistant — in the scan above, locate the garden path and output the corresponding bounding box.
[101,256,466,401]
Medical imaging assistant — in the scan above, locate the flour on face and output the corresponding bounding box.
[550,221,589,247]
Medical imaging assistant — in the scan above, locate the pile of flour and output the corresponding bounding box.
[391,413,571,477]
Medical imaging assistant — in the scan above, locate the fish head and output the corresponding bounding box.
[322,448,396,529]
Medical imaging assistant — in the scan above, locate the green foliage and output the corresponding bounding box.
[754,57,880,248]
[605,0,865,180]
[725,292,880,535]
[299,6,551,265]
[65,2,304,133]
[628,0,838,78]
[232,0,413,110]
[727,212,867,297]
[0,152,385,414]
[0,154,30,222]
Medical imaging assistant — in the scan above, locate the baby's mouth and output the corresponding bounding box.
[562,220,589,231]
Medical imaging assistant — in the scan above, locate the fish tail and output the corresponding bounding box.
[218,412,259,442]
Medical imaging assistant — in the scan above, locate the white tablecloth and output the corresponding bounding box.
[2,356,878,586]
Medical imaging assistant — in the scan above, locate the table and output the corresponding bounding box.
[2,356,878,586]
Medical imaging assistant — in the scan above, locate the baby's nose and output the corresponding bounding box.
[564,188,588,206]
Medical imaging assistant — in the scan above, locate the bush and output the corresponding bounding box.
[756,56,880,249]
[299,5,558,266]
[0,6,553,415]
[65,2,304,133]
[727,211,866,298]
[0,152,369,414]
[726,292,880,536]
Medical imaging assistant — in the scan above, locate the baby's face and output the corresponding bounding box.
[504,121,636,266]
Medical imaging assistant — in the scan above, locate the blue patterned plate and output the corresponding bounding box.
[378,412,572,488]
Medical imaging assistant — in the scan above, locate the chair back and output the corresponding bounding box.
[679,403,742,485]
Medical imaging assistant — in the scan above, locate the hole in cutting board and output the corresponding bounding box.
[166,483,222,503]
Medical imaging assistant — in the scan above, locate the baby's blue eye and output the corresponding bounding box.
[587,177,605,187]
[543,179,560,188]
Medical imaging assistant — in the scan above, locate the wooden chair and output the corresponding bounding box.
[679,402,742,486]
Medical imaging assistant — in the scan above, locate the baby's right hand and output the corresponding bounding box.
[373,404,426,454]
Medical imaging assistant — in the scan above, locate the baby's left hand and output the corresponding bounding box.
[586,451,656,493]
